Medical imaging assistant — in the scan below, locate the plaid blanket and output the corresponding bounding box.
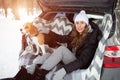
[19,34,41,67]
[19,16,73,68]
[19,52,38,67]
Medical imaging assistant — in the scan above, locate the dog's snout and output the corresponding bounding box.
[20,28,26,35]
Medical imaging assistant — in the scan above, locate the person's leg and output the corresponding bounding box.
[33,53,51,64]
[26,53,51,74]
[40,46,76,70]
[33,46,76,80]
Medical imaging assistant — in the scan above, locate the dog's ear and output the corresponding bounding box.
[24,22,31,29]
[28,23,38,36]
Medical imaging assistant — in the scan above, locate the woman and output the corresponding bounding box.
[1,10,102,80]
[32,10,102,80]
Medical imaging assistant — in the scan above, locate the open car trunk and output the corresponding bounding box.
[37,0,117,15]
[37,0,118,38]
[36,1,120,80]
[18,0,120,80]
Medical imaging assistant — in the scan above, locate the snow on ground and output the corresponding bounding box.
[0,8,41,78]
[0,17,24,79]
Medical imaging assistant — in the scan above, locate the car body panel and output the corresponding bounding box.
[37,0,117,14]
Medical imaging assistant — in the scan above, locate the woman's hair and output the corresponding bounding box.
[71,25,89,48]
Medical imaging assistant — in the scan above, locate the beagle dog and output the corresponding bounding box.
[20,22,50,55]
[22,22,45,44]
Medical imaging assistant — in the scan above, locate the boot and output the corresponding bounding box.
[14,66,34,80]
[0,67,33,80]
[33,67,49,80]
[0,78,15,80]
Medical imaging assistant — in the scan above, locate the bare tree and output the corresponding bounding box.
[10,0,20,19]
[0,0,8,17]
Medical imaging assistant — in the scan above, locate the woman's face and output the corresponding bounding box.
[75,21,87,33]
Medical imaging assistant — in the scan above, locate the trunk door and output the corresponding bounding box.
[37,0,118,14]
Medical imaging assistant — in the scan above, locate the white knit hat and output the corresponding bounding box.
[74,10,89,25]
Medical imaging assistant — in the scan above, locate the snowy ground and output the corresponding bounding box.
[0,17,26,79]
[0,7,41,78]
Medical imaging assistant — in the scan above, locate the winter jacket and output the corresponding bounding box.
[44,21,102,73]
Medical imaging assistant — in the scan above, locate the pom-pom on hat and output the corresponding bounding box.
[74,10,89,25]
